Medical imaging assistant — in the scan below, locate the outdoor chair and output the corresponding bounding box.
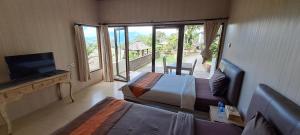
[163,56,168,74]
[190,59,198,75]
[181,59,197,75]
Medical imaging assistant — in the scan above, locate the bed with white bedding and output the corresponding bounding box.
[121,59,245,112]
[122,72,196,110]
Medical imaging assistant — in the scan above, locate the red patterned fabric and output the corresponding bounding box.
[129,72,163,97]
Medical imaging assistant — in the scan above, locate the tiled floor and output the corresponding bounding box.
[0,80,208,135]
[0,81,126,135]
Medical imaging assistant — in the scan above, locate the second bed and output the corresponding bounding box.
[122,59,244,111]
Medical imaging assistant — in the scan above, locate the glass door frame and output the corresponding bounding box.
[111,26,130,82]
[152,25,185,75]
[108,22,226,80]
[216,24,226,68]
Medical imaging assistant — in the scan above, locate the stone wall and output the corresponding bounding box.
[129,52,160,71]
[129,54,152,71]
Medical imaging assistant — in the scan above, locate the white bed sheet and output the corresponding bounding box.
[122,73,196,110]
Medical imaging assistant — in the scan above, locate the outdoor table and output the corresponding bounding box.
[166,62,193,75]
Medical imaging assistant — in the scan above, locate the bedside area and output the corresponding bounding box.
[209,105,244,127]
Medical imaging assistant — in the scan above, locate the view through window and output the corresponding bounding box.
[128,26,153,74]
[182,25,223,78]
[182,25,206,77]
[82,26,101,72]
[108,27,128,81]
[108,24,224,80]
[154,28,179,73]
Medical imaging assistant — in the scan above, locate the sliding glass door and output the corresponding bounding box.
[107,23,225,81]
[108,27,129,81]
[182,25,224,78]
[153,27,180,74]
[182,25,205,77]
[127,26,153,78]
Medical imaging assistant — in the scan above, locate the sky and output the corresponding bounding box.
[80,25,181,42]
[128,26,152,34]
[83,26,197,45]
[83,25,203,39]
[83,26,97,38]
[128,26,179,35]
[107,26,180,44]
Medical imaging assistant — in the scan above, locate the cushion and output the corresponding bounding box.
[195,119,243,135]
[242,112,278,135]
[194,78,227,111]
[209,69,228,96]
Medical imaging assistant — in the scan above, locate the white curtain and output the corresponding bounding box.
[74,25,91,82]
[201,20,221,64]
[99,25,114,82]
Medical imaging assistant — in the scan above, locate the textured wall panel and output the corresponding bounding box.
[223,0,300,115]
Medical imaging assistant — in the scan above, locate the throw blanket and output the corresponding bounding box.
[147,74,196,110]
[181,75,196,110]
[53,97,195,135]
[173,112,194,135]
[128,72,163,97]
[52,97,132,135]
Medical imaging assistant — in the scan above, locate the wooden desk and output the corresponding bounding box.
[0,70,74,134]
[209,106,244,127]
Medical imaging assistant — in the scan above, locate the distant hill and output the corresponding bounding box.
[109,31,149,44]
[85,31,150,45]
[85,36,97,44]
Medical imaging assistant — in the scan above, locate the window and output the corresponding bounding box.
[128,26,153,73]
[82,26,101,72]
[105,23,225,79]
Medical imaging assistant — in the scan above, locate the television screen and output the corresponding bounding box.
[5,52,56,80]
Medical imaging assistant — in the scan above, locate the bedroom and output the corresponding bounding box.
[0,0,299,135]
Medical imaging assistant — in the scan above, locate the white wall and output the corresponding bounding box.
[223,0,300,115]
[97,0,230,23]
[0,0,102,121]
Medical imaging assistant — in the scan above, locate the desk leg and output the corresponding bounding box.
[0,103,12,135]
[68,82,74,103]
[56,84,63,100]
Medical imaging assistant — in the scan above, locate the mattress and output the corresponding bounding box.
[194,78,227,111]
[123,73,226,111]
[123,73,196,110]
[53,97,242,135]
[53,97,194,135]
[195,119,242,135]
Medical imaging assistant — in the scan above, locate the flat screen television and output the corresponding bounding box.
[5,52,56,80]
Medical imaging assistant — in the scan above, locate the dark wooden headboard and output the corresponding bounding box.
[219,59,245,106]
[247,84,300,135]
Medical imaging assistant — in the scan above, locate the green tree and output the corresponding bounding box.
[167,33,178,51]
[184,25,200,53]
[156,31,167,44]
[86,43,98,58]
[210,36,221,58]
[135,34,152,47]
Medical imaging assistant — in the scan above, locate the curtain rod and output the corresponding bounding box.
[99,17,228,26]
[74,23,100,27]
